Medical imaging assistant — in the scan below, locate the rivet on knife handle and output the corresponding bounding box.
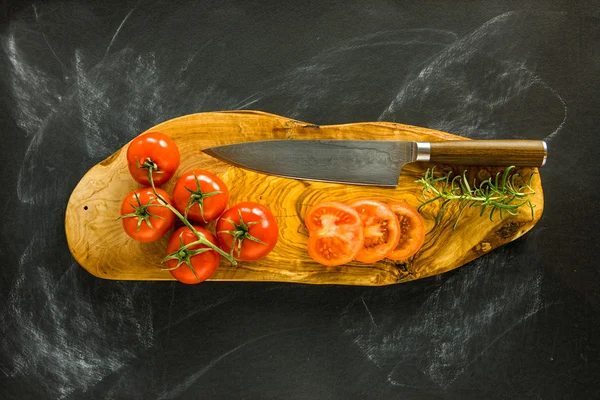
[414,140,547,167]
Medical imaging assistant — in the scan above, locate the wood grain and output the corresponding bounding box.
[64,110,544,286]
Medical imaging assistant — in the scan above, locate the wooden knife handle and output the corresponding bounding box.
[421,140,547,167]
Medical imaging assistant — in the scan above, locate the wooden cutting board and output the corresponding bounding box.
[64,110,544,286]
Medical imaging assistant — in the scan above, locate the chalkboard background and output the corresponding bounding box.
[1,0,599,398]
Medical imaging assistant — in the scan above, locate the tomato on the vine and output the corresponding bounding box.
[305,202,364,266]
[126,131,180,186]
[164,226,221,284]
[172,169,229,223]
[216,202,278,261]
[387,202,426,261]
[120,187,175,242]
[349,199,401,263]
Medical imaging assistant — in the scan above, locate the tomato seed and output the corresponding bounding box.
[320,245,337,260]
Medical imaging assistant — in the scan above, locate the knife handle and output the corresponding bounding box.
[417,140,547,167]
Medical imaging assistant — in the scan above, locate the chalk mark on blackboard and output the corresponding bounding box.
[103,0,142,60]
[233,91,262,110]
[5,33,55,136]
[164,283,177,339]
[337,29,458,51]
[53,261,77,289]
[340,248,544,389]
[465,300,561,368]
[255,29,457,121]
[2,228,156,398]
[32,4,67,72]
[537,80,567,141]
[1,192,12,215]
[378,11,568,142]
[157,327,303,399]
[156,291,238,335]
[180,39,213,73]
[361,296,377,327]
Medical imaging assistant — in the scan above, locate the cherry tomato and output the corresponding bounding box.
[349,199,401,263]
[387,202,426,261]
[216,202,278,261]
[305,202,364,266]
[126,131,180,186]
[165,226,221,284]
[172,169,229,223]
[120,187,175,242]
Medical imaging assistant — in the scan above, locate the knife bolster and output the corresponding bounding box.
[414,142,431,162]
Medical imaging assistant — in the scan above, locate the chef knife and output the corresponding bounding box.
[202,139,547,187]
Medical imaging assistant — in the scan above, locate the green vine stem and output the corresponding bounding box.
[146,168,237,266]
[183,173,223,222]
[217,209,266,259]
[117,190,165,232]
[160,235,213,281]
[136,157,163,178]
[416,166,536,229]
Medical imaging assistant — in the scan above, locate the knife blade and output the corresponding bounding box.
[202,139,547,187]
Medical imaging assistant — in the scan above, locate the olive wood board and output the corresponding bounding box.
[64,110,544,286]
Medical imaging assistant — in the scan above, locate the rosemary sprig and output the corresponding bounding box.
[416,166,536,229]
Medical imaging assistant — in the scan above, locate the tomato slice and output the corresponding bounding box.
[349,200,401,263]
[387,202,426,261]
[305,202,364,266]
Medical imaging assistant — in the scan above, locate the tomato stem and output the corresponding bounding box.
[217,210,266,259]
[184,173,223,222]
[146,168,237,266]
[136,157,164,176]
[117,190,165,232]
[161,235,214,282]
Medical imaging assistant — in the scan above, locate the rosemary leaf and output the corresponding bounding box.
[416,167,536,229]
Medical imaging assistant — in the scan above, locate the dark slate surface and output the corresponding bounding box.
[1,1,599,398]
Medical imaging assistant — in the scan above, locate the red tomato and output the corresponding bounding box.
[172,169,229,223]
[304,202,364,266]
[349,199,401,263]
[165,226,221,284]
[120,187,175,242]
[216,202,278,261]
[387,202,426,260]
[126,131,180,186]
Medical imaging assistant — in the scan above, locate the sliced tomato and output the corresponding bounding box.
[305,202,364,266]
[349,199,401,263]
[387,202,426,261]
